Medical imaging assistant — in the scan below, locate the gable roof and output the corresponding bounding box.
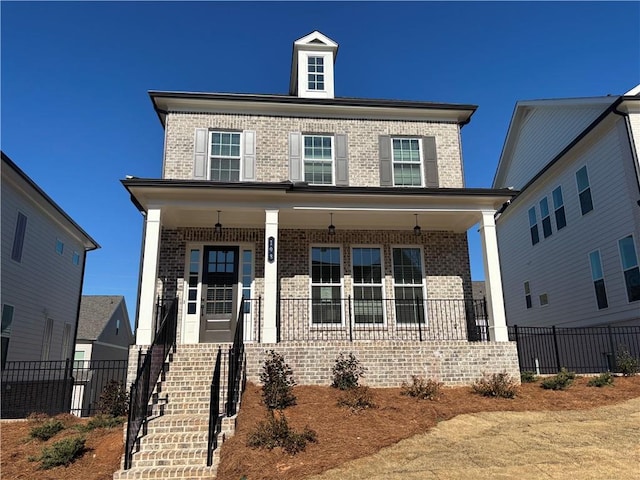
[289,30,339,96]
[77,295,126,340]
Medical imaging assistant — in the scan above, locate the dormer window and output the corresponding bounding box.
[210,131,241,182]
[308,56,325,91]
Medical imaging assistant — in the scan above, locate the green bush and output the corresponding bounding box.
[76,414,125,432]
[472,372,518,398]
[587,372,614,387]
[337,385,376,411]
[540,368,576,390]
[97,380,129,417]
[401,375,443,400]
[331,352,365,390]
[616,347,639,376]
[29,420,65,441]
[247,411,317,455]
[520,371,538,383]
[260,350,297,410]
[35,436,86,469]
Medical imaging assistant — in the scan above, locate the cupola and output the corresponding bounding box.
[289,31,339,99]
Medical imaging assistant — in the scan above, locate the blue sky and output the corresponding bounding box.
[2,1,639,324]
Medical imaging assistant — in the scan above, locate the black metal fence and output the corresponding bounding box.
[124,297,178,470]
[1,359,128,418]
[509,325,640,374]
[278,297,489,342]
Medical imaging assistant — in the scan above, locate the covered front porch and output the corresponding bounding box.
[124,180,513,346]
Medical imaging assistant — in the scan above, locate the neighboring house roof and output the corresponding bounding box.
[77,295,126,341]
[1,151,100,251]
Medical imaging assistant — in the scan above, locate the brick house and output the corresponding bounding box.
[117,30,520,479]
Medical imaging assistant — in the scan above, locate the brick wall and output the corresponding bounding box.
[163,112,465,188]
[244,341,520,387]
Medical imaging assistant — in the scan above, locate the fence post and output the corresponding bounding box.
[552,325,561,372]
[348,296,353,342]
[257,296,262,343]
[607,324,617,372]
[513,325,524,371]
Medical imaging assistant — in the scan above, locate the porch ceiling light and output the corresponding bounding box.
[215,210,222,234]
[328,213,336,235]
[414,214,421,236]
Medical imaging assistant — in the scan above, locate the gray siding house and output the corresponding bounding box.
[493,87,640,328]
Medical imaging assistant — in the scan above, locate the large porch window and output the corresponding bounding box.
[392,247,426,324]
[352,247,384,324]
[310,246,342,324]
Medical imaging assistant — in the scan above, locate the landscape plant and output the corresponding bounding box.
[331,352,365,390]
[337,385,377,411]
[29,419,65,441]
[472,372,518,398]
[587,372,614,387]
[401,375,443,400]
[616,347,639,376]
[247,410,317,455]
[259,350,296,410]
[31,436,86,469]
[96,380,129,417]
[520,371,538,383]
[540,368,577,390]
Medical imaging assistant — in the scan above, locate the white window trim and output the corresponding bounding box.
[539,196,552,238]
[309,244,344,327]
[391,245,428,326]
[588,249,609,310]
[208,130,243,182]
[551,184,567,232]
[575,165,593,215]
[539,293,549,307]
[528,206,539,245]
[524,281,532,310]
[617,234,640,304]
[302,134,335,186]
[350,245,387,326]
[11,211,27,263]
[56,238,64,256]
[41,317,54,361]
[391,137,424,187]
[306,54,326,92]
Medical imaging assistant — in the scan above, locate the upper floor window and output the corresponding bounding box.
[528,207,539,245]
[56,239,64,255]
[524,281,532,309]
[210,131,241,182]
[392,138,423,186]
[588,250,608,309]
[11,212,27,262]
[539,197,552,238]
[552,186,567,230]
[1,304,14,368]
[618,235,640,302]
[575,166,593,215]
[304,135,333,185]
[72,251,80,266]
[307,56,325,90]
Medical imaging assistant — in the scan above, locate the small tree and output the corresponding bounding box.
[96,380,129,417]
[331,353,365,390]
[260,350,296,410]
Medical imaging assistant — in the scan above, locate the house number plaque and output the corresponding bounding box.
[268,236,275,263]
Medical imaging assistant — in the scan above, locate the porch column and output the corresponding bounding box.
[136,208,162,345]
[478,211,509,342]
[263,209,279,343]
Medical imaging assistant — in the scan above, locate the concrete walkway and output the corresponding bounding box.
[308,397,640,480]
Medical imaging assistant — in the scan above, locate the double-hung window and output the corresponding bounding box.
[589,250,608,309]
[524,282,532,309]
[539,197,552,238]
[310,247,342,324]
[11,212,27,262]
[392,247,425,324]
[528,207,540,245]
[618,235,640,302]
[210,131,241,182]
[576,166,593,215]
[352,247,384,324]
[1,304,14,368]
[303,135,333,185]
[392,138,422,186]
[552,186,567,230]
[308,56,325,91]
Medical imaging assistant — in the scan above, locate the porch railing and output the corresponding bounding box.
[124,297,178,470]
[206,347,223,467]
[278,297,488,342]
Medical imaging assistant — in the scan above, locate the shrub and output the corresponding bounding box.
[35,436,86,469]
[472,372,518,399]
[29,420,64,441]
[540,368,576,390]
[616,347,639,376]
[331,352,365,390]
[337,385,376,411]
[247,411,317,455]
[520,371,538,383]
[401,375,443,400]
[260,350,296,410]
[97,380,129,417]
[587,372,614,388]
[77,414,125,432]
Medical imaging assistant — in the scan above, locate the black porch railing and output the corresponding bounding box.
[278,297,488,342]
[124,297,178,470]
[206,347,223,467]
[509,325,640,374]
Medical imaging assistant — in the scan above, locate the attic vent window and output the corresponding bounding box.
[308,56,324,91]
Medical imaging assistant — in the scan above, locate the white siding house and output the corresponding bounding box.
[493,88,640,328]
[1,152,99,367]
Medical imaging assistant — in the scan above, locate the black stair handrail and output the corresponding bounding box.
[206,347,223,467]
[226,297,246,417]
[124,297,178,470]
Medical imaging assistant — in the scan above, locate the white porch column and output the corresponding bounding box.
[136,208,162,345]
[478,211,509,342]
[262,209,279,343]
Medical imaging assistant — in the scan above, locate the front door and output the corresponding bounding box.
[200,246,239,343]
